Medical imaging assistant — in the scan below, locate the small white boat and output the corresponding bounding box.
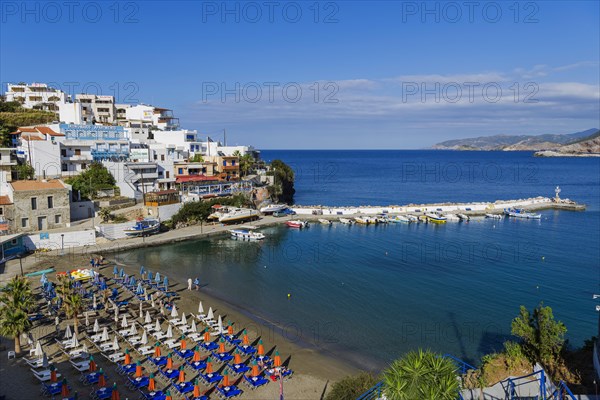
[318,218,332,225]
[407,215,419,223]
[457,214,470,221]
[209,205,260,224]
[485,213,503,219]
[504,208,541,219]
[229,229,265,240]
[444,214,460,221]
[286,220,308,228]
[339,218,353,224]
[354,216,376,225]
[376,216,389,223]
[390,215,410,223]
[259,203,288,214]
[425,213,447,223]
[124,219,160,237]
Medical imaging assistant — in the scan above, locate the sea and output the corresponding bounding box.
[117,150,600,369]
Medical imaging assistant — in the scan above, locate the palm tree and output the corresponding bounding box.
[383,349,460,400]
[1,275,34,310]
[63,293,84,336]
[0,306,31,354]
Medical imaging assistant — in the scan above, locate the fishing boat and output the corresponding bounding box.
[229,229,265,240]
[124,218,160,237]
[286,220,308,228]
[485,213,503,219]
[355,216,377,225]
[407,215,419,223]
[390,215,410,223]
[504,208,541,219]
[457,214,470,221]
[376,215,389,223]
[418,215,429,223]
[425,213,447,223]
[209,205,260,224]
[339,218,353,224]
[318,218,332,225]
[444,214,460,221]
[259,203,288,214]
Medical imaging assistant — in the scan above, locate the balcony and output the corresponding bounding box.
[63,154,92,162]
[222,165,239,172]
[91,150,129,161]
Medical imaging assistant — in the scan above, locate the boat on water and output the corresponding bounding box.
[418,215,429,223]
[425,213,447,223]
[457,214,470,221]
[504,208,541,219]
[444,214,460,221]
[376,215,389,223]
[354,216,377,225]
[286,220,308,228]
[390,215,411,223]
[485,213,503,219]
[124,218,160,237]
[209,205,260,224]
[407,215,419,223]
[259,203,288,214]
[318,218,332,225]
[229,229,265,240]
[339,218,353,224]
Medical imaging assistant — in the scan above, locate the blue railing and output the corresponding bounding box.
[356,382,383,400]
[91,150,129,160]
[442,354,476,375]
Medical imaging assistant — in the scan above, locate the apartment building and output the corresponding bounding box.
[5,82,67,113]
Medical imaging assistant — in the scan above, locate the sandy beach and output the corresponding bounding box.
[0,248,357,400]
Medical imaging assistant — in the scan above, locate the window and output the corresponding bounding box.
[11,239,17,245]
[81,163,87,170]
[178,168,183,174]
[154,154,157,160]
[55,214,62,224]
[31,197,37,210]
[48,196,53,209]
[0,206,3,215]
[61,149,67,157]
[166,171,170,179]
[161,155,165,161]
[21,218,29,228]
[231,160,236,166]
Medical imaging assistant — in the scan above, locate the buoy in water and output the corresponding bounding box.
[542,256,545,261]
[287,293,291,299]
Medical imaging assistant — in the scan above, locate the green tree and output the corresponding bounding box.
[169,194,251,226]
[382,350,460,400]
[63,293,84,336]
[511,303,567,366]
[12,163,35,180]
[190,154,204,163]
[98,207,112,222]
[0,276,34,354]
[325,372,379,400]
[267,159,295,203]
[65,162,116,200]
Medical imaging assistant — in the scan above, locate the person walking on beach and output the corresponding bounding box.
[193,277,200,291]
[187,278,192,291]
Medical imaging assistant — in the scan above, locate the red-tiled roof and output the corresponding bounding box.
[0,195,12,205]
[175,175,219,183]
[35,126,64,136]
[10,179,66,191]
[22,135,44,141]
[17,127,37,133]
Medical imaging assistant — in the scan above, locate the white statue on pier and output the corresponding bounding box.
[555,186,561,202]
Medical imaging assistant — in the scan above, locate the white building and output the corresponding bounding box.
[74,94,116,124]
[125,104,179,130]
[152,129,205,155]
[5,83,67,113]
[102,161,159,200]
[12,125,64,179]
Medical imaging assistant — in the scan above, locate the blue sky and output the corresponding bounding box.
[1,1,599,149]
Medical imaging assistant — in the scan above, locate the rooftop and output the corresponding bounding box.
[0,195,12,205]
[10,179,67,191]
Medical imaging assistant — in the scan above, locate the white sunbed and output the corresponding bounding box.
[25,357,45,368]
[143,324,157,332]
[163,339,181,349]
[105,352,124,363]
[128,336,142,346]
[68,347,87,358]
[137,346,153,356]
[153,331,168,340]
[31,368,61,381]
[187,333,202,342]
[117,329,133,337]
[99,342,118,353]
[169,318,185,326]
[70,360,90,372]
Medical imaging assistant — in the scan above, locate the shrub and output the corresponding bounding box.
[325,372,379,400]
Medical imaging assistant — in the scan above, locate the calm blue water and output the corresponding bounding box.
[119,151,600,369]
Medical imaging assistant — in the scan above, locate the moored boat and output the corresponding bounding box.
[286,220,308,228]
[457,214,470,221]
[391,215,410,223]
[124,218,160,237]
[407,215,419,223]
[259,203,288,214]
[485,213,503,219]
[229,229,265,240]
[318,218,332,225]
[425,213,447,223]
[354,216,377,225]
[209,205,260,224]
[339,218,353,224]
[444,214,460,221]
[503,208,541,219]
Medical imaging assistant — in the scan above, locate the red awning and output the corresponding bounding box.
[175,175,219,183]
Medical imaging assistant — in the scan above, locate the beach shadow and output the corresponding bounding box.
[319,380,329,400]
[266,346,276,357]
[447,311,477,366]
[477,330,512,357]
[282,355,292,368]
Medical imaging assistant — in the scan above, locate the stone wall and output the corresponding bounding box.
[12,187,70,232]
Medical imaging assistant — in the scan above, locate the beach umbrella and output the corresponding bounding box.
[130,277,136,286]
[101,327,109,342]
[198,301,204,314]
[50,365,57,382]
[218,338,226,354]
[165,389,172,400]
[135,361,143,378]
[129,322,137,337]
[227,322,234,336]
[148,373,155,391]
[113,266,118,276]
[180,336,186,350]
[217,315,223,333]
[160,305,165,315]
[193,378,201,397]
[145,311,151,324]
[233,350,242,365]
[40,273,47,284]
[94,319,100,334]
[205,357,213,374]
[124,349,131,365]
[93,294,97,310]
[203,329,210,343]
[71,334,79,349]
[111,383,120,400]
[139,302,143,319]
[274,351,282,367]
[251,360,259,377]
[207,307,214,321]
[141,330,148,345]
[151,294,155,308]
[163,276,168,289]
[154,319,161,332]
[136,282,143,295]
[61,378,69,397]
[166,325,173,339]
[178,365,185,383]
[181,313,187,325]
[140,265,145,275]
[34,340,43,357]
[190,319,197,333]
[170,305,178,318]
[81,343,88,356]
[89,355,97,372]
[114,306,119,323]
[154,342,161,357]
[192,346,201,362]
[119,268,124,277]
[121,315,128,328]
[144,288,149,301]
[42,352,48,368]
[85,312,90,327]
[242,330,249,345]
[98,368,106,387]
[148,271,153,281]
[112,336,119,351]
[155,272,160,283]
[166,353,173,370]
[64,325,72,340]
[257,340,264,356]
[223,368,230,387]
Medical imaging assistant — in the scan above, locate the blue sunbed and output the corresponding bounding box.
[212,351,233,363]
[216,385,243,398]
[127,375,149,389]
[174,381,194,394]
[139,390,165,400]
[177,349,194,359]
[229,363,250,375]
[188,360,207,370]
[243,375,269,389]
[150,356,167,366]
[93,386,113,400]
[236,345,256,355]
[200,372,223,385]
[200,342,218,352]
[161,368,179,380]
